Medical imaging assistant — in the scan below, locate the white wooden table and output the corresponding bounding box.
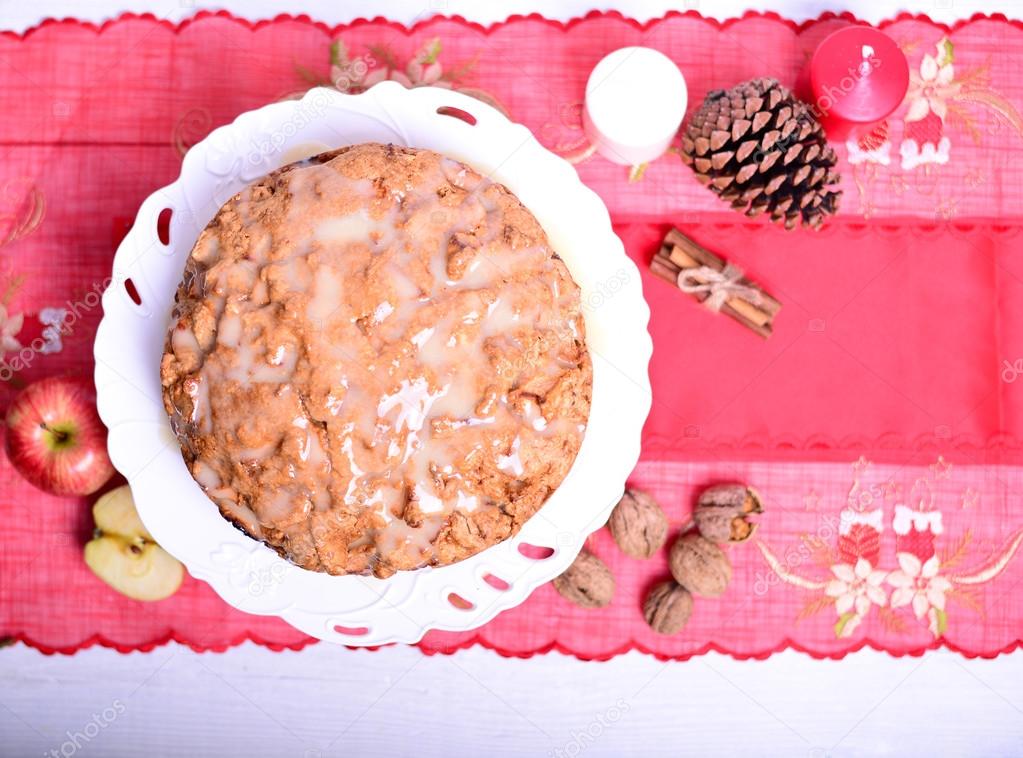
[3,643,1022,756]
[2,3,1023,756]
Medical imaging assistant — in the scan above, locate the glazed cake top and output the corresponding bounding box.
[160,143,592,577]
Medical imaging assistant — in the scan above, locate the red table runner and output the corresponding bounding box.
[3,10,1023,658]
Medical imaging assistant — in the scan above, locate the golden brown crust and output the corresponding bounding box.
[162,143,591,577]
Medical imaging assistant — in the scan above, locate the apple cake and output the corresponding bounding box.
[160,143,592,578]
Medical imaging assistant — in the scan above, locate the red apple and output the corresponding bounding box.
[4,376,115,496]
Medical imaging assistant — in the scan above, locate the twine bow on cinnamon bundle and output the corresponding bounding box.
[677,263,763,312]
[650,229,781,337]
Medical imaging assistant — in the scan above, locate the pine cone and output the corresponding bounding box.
[680,78,842,230]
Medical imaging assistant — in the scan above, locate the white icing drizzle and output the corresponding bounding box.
[166,147,589,575]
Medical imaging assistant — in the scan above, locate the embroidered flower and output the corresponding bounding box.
[900,39,959,171]
[905,40,960,124]
[0,303,24,360]
[826,557,889,637]
[405,38,445,87]
[887,553,952,636]
[358,38,451,91]
[328,40,370,92]
[759,457,1023,643]
[295,36,502,115]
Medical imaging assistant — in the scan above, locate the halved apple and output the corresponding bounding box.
[84,485,183,601]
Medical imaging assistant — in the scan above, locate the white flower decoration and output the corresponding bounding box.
[905,41,960,123]
[887,553,952,636]
[826,557,889,637]
[0,303,24,360]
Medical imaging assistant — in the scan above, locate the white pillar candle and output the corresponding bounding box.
[583,47,688,166]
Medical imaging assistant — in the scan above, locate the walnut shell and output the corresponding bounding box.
[552,549,615,608]
[643,581,694,635]
[694,483,763,544]
[669,534,732,597]
[607,488,669,559]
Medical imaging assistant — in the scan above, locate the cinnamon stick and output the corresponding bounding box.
[651,228,781,338]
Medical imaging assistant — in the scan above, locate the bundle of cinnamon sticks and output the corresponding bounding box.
[650,228,781,338]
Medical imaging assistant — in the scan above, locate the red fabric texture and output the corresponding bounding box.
[2,11,1023,657]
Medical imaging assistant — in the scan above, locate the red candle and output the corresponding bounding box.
[809,26,909,139]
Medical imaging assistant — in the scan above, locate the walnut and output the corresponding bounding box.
[552,549,614,608]
[694,483,763,544]
[607,488,668,559]
[643,581,694,635]
[669,534,732,597]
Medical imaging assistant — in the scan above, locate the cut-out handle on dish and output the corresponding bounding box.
[124,278,143,307]
[435,105,478,126]
[517,543,555,560]
[332,623,370,638]
[116,271,156,318]
[447,592,475,610]
[157,208,173,246]
[482,573,511,591]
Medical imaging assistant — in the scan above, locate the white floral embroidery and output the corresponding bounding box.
[0,303,24,359]
[825,557,889,637]
[887,553,952,636]
[905,44,959,123]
